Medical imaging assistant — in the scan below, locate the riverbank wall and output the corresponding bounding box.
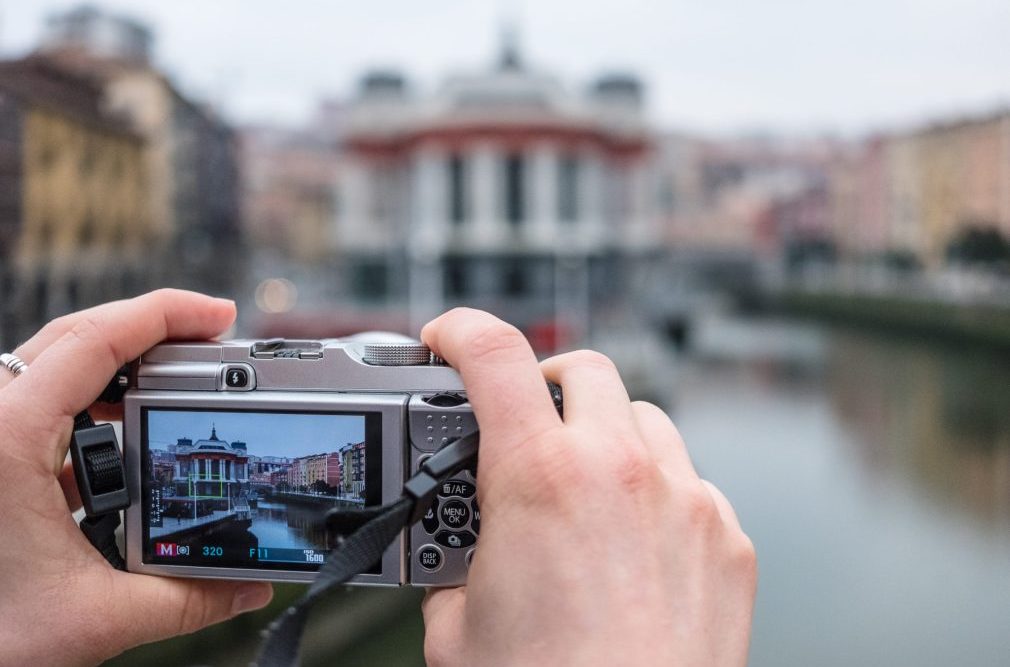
[758,289,1010,353]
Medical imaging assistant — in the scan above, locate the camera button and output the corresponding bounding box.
[422,500,439,534]
[438,479,475,499]
[470,500,480,533]
[465,548,475,568]
[435,530,476,549]
[224,367,249,388]
[418,545,443,572]
[440,499,470,528]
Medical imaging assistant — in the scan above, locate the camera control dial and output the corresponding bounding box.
[362,343,432,366]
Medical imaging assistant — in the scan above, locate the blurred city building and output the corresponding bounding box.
[332,33,659,338]
[0,56,149,346]
[240,121,341,264]
[829,112,1010,267]
[0,5,242,347]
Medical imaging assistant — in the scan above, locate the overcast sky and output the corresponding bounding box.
[148,409,365,459]
[2,0,1009,136]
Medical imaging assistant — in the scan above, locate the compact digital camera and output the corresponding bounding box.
[123,335,481,587]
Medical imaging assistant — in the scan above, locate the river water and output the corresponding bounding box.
[672,314,1010,667]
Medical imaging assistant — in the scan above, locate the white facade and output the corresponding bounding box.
[333,42,660,338]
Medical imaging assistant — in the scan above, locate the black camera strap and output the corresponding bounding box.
[253,430,480,667]
[72,409,130,570]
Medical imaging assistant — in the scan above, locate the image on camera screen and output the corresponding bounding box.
[142,408,377,571]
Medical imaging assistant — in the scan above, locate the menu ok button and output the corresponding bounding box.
[439,499,470,528]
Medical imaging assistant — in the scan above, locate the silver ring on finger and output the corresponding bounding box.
[0,352,28,377]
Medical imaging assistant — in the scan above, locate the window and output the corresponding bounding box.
[351,261,388,301]
[444,258,468,298]
[558,156,579,222]
[503,153,525,226]
[448,154,466,225]
[503,258,527,296]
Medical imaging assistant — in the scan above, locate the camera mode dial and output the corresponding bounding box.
[363,343,432,366]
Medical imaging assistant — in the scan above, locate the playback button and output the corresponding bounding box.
[418,545,443,572]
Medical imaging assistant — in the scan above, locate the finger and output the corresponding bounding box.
[701,479,742,531]
[630,401,699,481]
[8,289,234,422]
[13,298,142,365]
[58,461,82,513]
[540,350,634,431]
[421,587,467,667]
[420,309,561,466]
[1,297,157,392]
[106,573,272,652]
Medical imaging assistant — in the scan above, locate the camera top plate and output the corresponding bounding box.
[136,338,466,394]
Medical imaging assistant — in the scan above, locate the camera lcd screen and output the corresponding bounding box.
[141,408,382,572]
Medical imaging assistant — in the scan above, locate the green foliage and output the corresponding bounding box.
[946,223,1010,265]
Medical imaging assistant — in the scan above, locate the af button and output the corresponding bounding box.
[439,479,476,499]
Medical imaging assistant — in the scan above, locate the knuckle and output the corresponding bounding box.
[66,315,121,367]
[732,533,758,577]
[563,349,618,372]
[147,287,183,304]
[35,312,75,341]
[611,440,661,494]
[631,400,667,421]
[681,483,719,527]
[466,321,528,363]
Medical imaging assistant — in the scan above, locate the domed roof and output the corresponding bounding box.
[192,425,236,451]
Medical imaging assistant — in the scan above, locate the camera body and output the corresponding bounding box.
[123,335,479,586]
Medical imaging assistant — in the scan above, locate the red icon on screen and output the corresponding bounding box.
[155,542,190,557]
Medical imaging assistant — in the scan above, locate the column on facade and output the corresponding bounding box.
[469,142,500,249]
[408,144,448,332]
[411,143,449,246]
[529,142,559,247]
[337,158,373,252]
[580,150,606,246]
[625,161,653,247]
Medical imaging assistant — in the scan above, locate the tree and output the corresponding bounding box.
[946,223,1010,265]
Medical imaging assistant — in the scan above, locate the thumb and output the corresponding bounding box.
[106,573,273,652]
[422,587,467,667]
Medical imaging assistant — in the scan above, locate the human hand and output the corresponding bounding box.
[0,290,273,667]
[420,309,756,666]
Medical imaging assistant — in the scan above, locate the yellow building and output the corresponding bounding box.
[908,113,1010,265]
[0,57,150,338]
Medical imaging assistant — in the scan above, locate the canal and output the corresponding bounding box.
[678,314,1010,667]
[105,314,1010,666]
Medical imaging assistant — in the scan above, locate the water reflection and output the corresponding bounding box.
[674,315,1010,667]
[827,333,1010,525]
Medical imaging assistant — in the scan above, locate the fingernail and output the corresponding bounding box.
[233,583,272,614]
[215,297,237,308]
